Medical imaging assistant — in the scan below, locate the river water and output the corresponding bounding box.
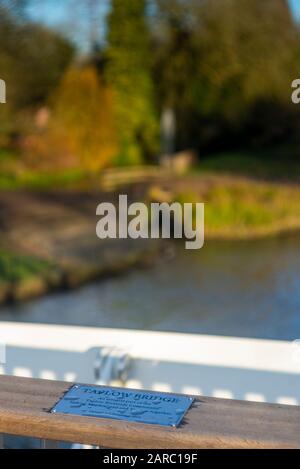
[1,236,300,340]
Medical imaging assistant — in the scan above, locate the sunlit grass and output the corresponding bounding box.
[0,251,53,282]
[177,179,300,239]
[0,148,88,189]
[0,167,86,190]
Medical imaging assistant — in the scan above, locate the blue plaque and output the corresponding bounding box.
[51,384,194,427]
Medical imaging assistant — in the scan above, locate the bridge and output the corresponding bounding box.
[0,375,299,449]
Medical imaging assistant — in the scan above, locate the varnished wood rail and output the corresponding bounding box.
[0,375,300,449]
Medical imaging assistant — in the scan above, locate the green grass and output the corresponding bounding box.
[198,148,300,181]
[0,149,18,161]
[0,168,86,190]
[0,148,88,190]
[177,178,300,239]
[184,147,300,238]
[0,251,53,282]
[18,168,86,190]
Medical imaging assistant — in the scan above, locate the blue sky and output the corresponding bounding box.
[27,1,110,26]
[27,1,300,25]
[25,0,300,49]
[26,1,110,51]
[289,0,300,20]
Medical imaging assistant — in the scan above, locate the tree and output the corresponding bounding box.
[0,3,74,135]
[152,0,200,152]
[25,65,118,172]
[193,0,300,148]
[106,0,158,164]
[153,0,300,153]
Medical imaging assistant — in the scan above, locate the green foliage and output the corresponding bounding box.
[197,149,300,180]
[0,251,53,282]
[0,7,74,108]
[0,3,74,143]
[1,0,299,176]
[154,0,300,152]
[153,0,201,149]
[106,0,159,164]
[193,0,294,109]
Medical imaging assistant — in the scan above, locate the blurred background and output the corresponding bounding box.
[1,0,300,340]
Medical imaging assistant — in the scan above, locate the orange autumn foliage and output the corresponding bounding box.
[25,66,118,172]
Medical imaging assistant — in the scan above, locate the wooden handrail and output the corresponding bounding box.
[0,375,300,448]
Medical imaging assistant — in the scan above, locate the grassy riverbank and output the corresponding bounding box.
[0,251,58,303]
[174,150,300,239]
[177,177,300,239]
[0,188,161,305]
[0,241,160,305]
[1,151,300,304]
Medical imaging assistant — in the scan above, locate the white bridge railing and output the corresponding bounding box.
[0,322,299,406]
